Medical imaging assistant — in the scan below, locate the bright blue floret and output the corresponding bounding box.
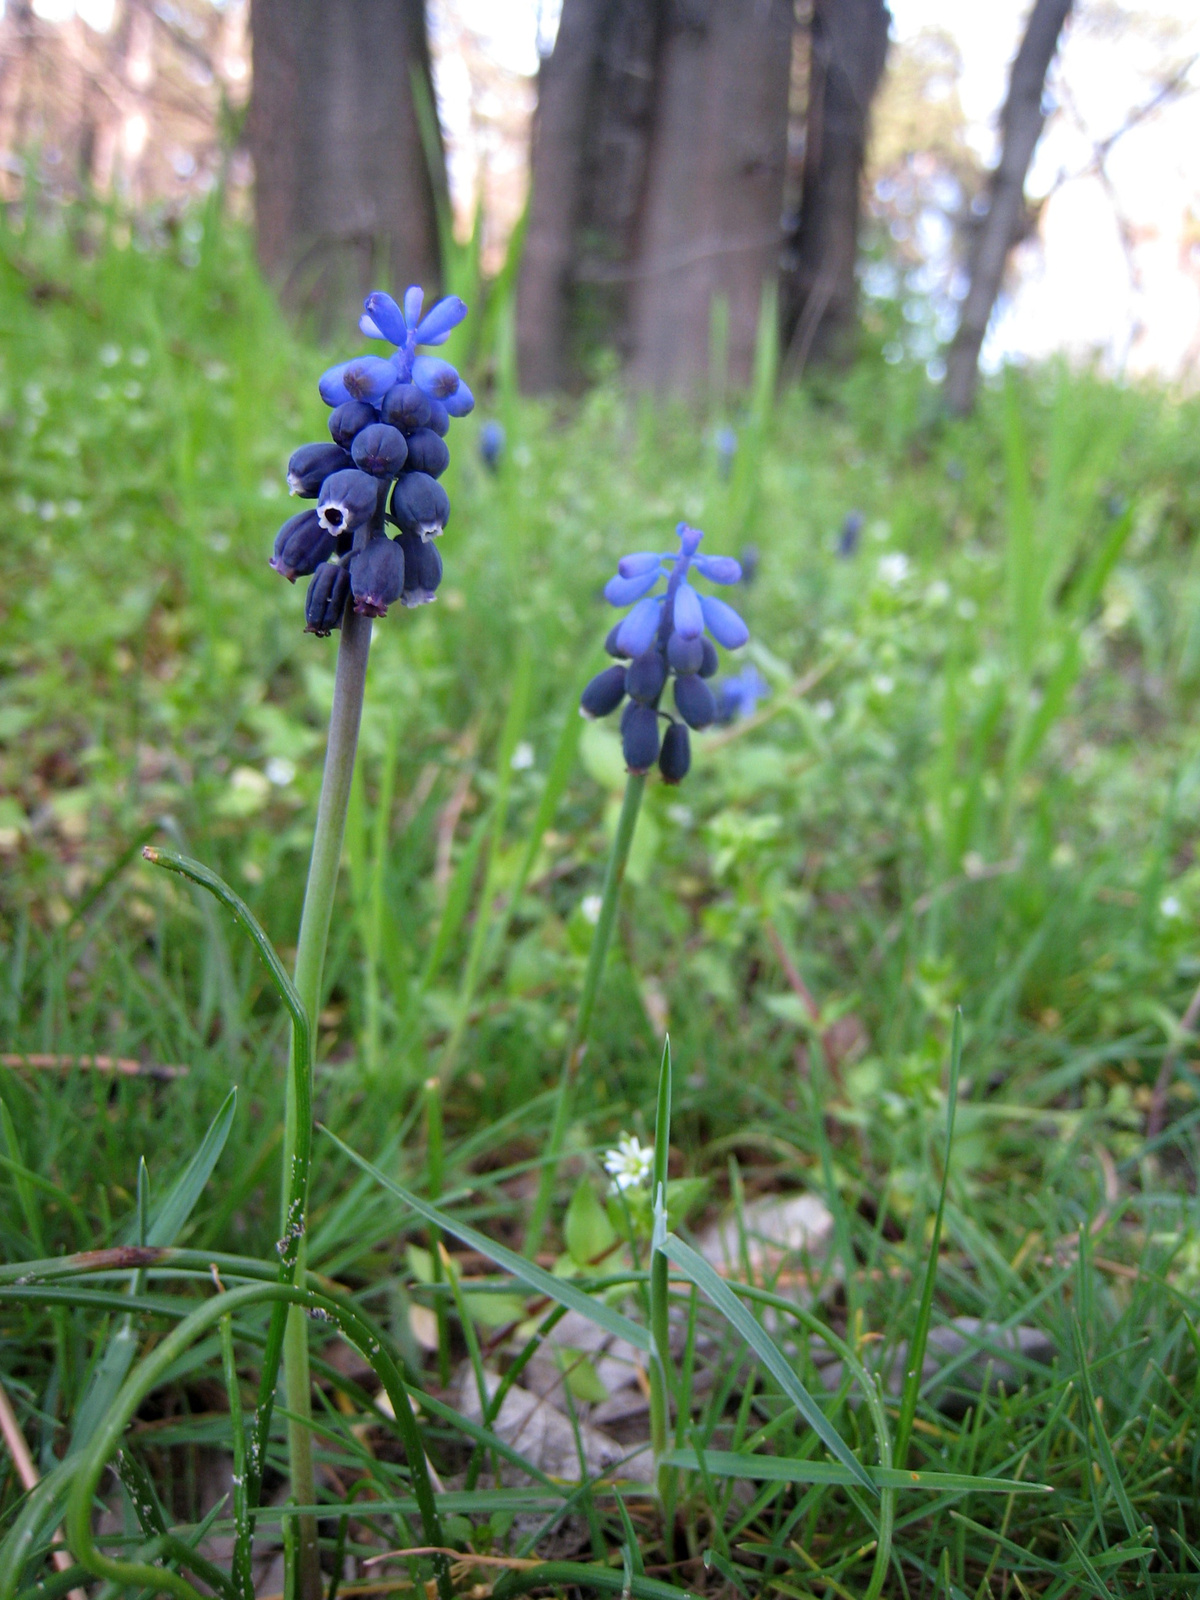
[581,522,750,783]
[272,286,471,631]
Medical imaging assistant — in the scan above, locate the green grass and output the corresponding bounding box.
[3,196,1200,1594]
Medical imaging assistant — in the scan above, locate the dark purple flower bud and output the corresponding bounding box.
[287,442,352,497]
[605,623,629,659]
[580,664,628,720]
[626,648,667,705]
[838,511,863,558]
[693,553,742,585]
[403,285,424,327]
[412,355,460,401]
[479,420,505,470]
[390,471,450,540]
[673,581,704,640]
[403,427,450,478]
[396,529,444,605]
[341,357,399,406]
[659,723,691,784]
[621,701,660,773]
[605,570,661,607]
[674,673,716,730]
[317,468,381,534]
[381,382,431,433]
[328,400,377,450]
[352,422,409,478]
[699,594,749,649]
[350,534,405,617]
[363,290,408,345]
[699,637,719,678]
[426,399,451,437]
[614,596,662,657]
[414,295,468,346]
[304,561,350,635]
[442,380,475,417]
[667,630,704,674]
[271,508,334,582]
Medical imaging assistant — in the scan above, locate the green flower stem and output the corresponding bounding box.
[526,770,646,1257]
[284,602,373,1600]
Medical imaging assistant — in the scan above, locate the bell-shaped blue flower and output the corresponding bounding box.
[271,508,335,582]
[362,290,408,346]
[403,428,450,478]
[352,423,409,479]
[414,296,468,346]
[615,596,663,658]
[620,702,660,773]
[317,468,381,534]
[396,529,443,605]
[381,383,431,433]
[442,380,475,417]
[659,723,690,784]
[699,594,749,650]
[328,400,377,450]
[412,354,461,401]
[304,561,351,635]
[580,664,628,719]
[350,534,405,617]
[288,442,353,497]
[390,471,450,540]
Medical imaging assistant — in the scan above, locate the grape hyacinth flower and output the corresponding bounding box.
[716,664,770,724]
[269,284,473,633]
[579,522,749,783]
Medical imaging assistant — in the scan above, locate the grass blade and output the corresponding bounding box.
[659,1448,1050,1495]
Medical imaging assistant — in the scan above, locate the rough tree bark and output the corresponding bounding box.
[781,0,891,374]
[625,0,794,392]
[943,0,1073,416]
[518,0,793,393]
[247,0,444,337]
[517,0,663,392]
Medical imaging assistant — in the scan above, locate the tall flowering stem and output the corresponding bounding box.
[265,284,472,1600]
[528,522,749,1259]
[527,770,645,1256]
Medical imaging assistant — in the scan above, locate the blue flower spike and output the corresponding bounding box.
[580,522,748,782]
[271,285,469,630]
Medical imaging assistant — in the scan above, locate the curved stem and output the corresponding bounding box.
[283,603,373,1599]
[526,771,646,1256]
[62,1280,450,1600]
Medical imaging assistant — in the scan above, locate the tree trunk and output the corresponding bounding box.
[781,0,891,374]
[943,0,1073,416]
[625,0,794,392]
[247,0,444,338]
[517,0,663,392]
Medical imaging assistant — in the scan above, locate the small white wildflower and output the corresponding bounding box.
[603,1134,653,1194]
[878,552,909,587]
[580,893,603,926]
[1161,895,1182,920]
[510,740,535,771]
[265,757,296,787]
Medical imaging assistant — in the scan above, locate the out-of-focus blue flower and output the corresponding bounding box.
[714,425,737,481]
[716,665,770,724]
[479,419,505,471]
[273,286,470,631]
[838,510,864,558]
[579,522,749,780]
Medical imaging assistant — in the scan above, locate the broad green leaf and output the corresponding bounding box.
[565,1178,617,1267]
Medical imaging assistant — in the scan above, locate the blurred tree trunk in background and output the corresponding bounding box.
[624,0,794,391]
[248,0,444,337]
[943,0,1072,416]
[780,0,890,374]
[518,0,663,392]
[518,0,793,394]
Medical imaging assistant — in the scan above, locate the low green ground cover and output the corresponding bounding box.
[4,199,1200,1593]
